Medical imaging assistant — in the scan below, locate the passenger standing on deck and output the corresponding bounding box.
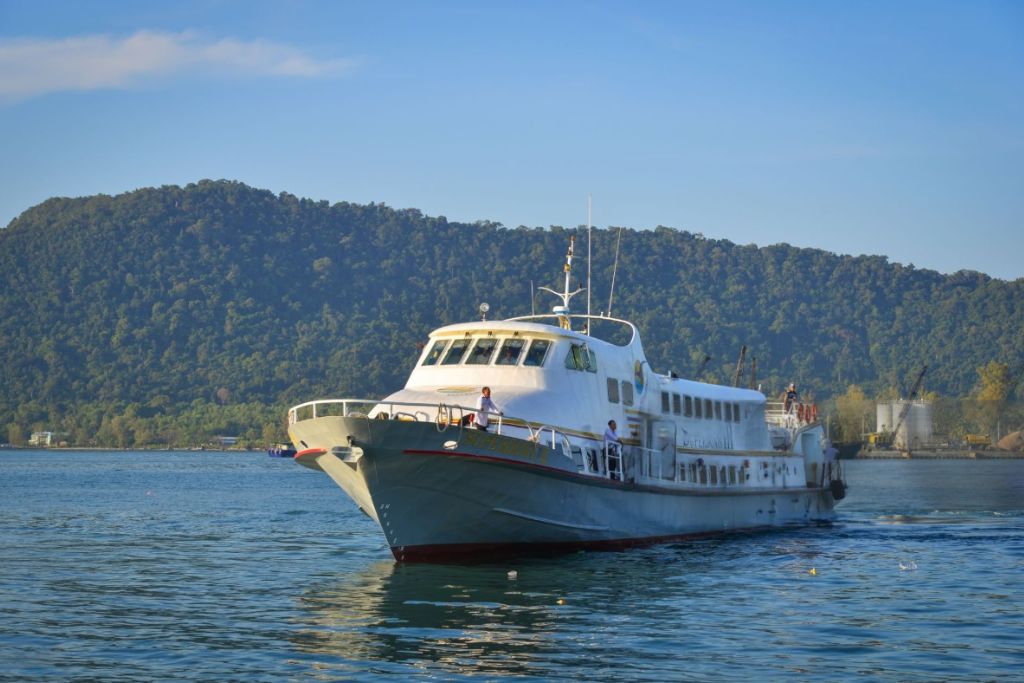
[784,383,799,413]
[603,419,622,479]
[474,386,503,431]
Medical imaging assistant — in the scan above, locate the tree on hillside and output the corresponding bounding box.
[969,361,1012,441]
[833,385,872,443]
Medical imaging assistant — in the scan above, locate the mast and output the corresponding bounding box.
[539,236,585,329]
[586,196,592,324]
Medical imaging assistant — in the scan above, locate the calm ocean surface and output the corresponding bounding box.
[1,451,1021,681]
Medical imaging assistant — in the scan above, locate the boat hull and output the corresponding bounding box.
[291,417,839,561]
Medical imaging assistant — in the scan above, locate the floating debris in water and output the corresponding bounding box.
[899,561,918,571]
[809,568,817,576]
[507,570,518,580]
[556,598,566,605]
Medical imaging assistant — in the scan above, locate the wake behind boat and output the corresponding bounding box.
[288,237,847,561]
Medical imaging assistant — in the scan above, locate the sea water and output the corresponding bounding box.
[1,452,1021,681]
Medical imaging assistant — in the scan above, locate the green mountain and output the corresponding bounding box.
[1,180,1021,445]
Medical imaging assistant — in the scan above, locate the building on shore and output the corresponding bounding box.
[876,400,933,450]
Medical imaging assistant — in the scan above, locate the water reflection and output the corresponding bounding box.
[289,536,812,679]
[293,558,599,677]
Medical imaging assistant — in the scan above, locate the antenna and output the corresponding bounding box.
[608,226,623,316]
[586,195,592,323]
[530,280,535,316]
[697,354,712,380]
[733,345,747,387]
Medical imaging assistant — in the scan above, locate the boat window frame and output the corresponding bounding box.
[466,337,498,365]
[495,338,526,366]
[564,343,597,373]
[694,397,703,419]
[672,393,681,415]
[441,338,471,365]
[704,398,713,420]
[522,339,551,367]
[607,378,620,404]
[421,339,448,366]
[725,402,733,421]
[714,401,723,421]
[684,395,693,417]
[621,380,634,406]
[733,402,741,422]
[661,391,670,413]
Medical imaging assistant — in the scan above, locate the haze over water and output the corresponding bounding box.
[1,452,1021,681]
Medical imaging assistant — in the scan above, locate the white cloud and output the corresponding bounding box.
[0,30,356,102]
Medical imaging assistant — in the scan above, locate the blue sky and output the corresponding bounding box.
[1,0,1022,280]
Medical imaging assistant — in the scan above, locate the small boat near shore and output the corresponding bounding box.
[287,237,847,561]
[268,444,297,458]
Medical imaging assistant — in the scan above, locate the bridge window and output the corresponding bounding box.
[694,398,703,418]
[733,402,741,422]
[421,340,448,366]
[725,402,733,421]
[564,343,597,372]
[441,339,470,365]
[608,379,620,403]
[673,393,681,415]
[523,339,550,367]
[466,338,497,365]
[495,338,525,365]
[661,391,670,413]
[714,401,722,420]
[684,395,693,417]
[622,381,634,406]
[704,399,713,419]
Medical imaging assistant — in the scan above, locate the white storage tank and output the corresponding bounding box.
[876,402,895,432]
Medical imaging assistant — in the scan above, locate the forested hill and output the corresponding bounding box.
[1,180,1022,436]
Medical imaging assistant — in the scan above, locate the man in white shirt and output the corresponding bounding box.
[603,419,622,479]
[474,386,502,432]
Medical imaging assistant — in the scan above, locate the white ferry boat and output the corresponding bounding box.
[288,238,847,561]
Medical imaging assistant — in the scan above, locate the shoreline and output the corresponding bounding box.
[853,449,1024,460]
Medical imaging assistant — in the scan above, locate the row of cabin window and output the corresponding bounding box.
[606,378,635,406]
[681,462,746,486]
[661,391,742,423]
[421,337,551,368]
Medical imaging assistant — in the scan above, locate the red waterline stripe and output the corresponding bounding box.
[389,527,778,562]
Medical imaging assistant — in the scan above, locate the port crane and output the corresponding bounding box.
[893,365,928,454]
